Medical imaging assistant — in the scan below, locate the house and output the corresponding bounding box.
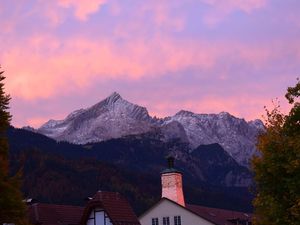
[27,191,141,225]
[139,157,252,225]
[139,198,215,225]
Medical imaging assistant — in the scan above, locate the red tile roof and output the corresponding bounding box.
[27,191,140,225]
[187,204,253,225]
[80,191,141,225]
[28,203,84,225]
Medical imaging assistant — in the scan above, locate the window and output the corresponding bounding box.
[174,216,181,225]
[152,218,159,225]
[163,217,170,225]
[87,209,112,225]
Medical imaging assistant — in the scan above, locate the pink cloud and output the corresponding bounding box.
[202,0,267,13]
[2,35,215,100]
[57,0,107,21]
[3,33,300,103]
[142,1,186,31]
[43,5,66,26]
[201,0,268,26]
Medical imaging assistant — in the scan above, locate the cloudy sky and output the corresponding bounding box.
[1,0,299,128]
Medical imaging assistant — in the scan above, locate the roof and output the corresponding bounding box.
[80,191,141,225]
[187,204,253,225]
[160,168,182,174]
[27,191,140,225]
[139,198,252,225]
[27,203,84,225]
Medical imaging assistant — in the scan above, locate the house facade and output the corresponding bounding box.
[140,198,215,225]
[139,157,252,225]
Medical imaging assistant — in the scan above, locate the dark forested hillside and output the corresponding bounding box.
[8,127,254,215]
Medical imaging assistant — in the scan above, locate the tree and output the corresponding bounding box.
[0,69,28,224]
[252,79,300,225]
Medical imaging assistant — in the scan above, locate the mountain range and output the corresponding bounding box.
[11,92,264,213]
[34,92,264,167]
[8,127,254,214]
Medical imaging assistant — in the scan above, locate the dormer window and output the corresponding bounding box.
[87,209,112,225]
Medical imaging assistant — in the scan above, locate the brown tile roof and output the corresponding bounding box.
[80,191,141,225]
[27,191,140,225]
[27,203,84,225]
[187,204,253,225]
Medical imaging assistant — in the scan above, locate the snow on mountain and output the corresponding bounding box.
[38,92,156,144]
[163,110,264,166]
[37,92,264,166]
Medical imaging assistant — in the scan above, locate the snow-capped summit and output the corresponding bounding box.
[38,92,156,144]
[37,93,264,167]
[163,111,263,166]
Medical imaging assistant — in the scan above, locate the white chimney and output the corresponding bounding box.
[161,156,185,207]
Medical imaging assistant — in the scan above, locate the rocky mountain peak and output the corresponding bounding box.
[36,93,263,167]
[174,110,195,117]
[37,92,155,144]
[89,92,150,120]
[248,119,265,130]
[103,92,122,105]
[88,92,123,112]
[218,111,231,118]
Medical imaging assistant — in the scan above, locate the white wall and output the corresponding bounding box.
[139,199,215,225]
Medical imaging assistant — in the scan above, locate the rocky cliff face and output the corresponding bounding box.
[37,92,264,167]
[163,110,264,166]
[38,92,157,144]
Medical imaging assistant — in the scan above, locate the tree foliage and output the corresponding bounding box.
[0,69,28,224]
[252,79,300,225]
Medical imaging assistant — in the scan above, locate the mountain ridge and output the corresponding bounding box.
[8,126,254,213]
[34,92,264,167]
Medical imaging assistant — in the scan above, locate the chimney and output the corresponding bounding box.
[161,156,185,206]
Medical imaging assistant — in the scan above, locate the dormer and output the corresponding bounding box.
[80,191,140,225]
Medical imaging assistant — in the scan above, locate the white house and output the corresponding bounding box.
[140,197,215,225]
[139,157,252,225]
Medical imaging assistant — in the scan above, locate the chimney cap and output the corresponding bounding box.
[161,156,182,174]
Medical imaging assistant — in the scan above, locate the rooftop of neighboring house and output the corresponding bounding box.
[27,203,83,225]
[187,204,253,225]
[27,191,141,225]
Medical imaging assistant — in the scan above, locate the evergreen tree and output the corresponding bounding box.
[0,69,27,224]
[252,79,300,225]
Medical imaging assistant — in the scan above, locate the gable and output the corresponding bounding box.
[80,191,140,225]
[139,199,215,225]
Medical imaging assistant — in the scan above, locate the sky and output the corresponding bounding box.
[0,0,299,128]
